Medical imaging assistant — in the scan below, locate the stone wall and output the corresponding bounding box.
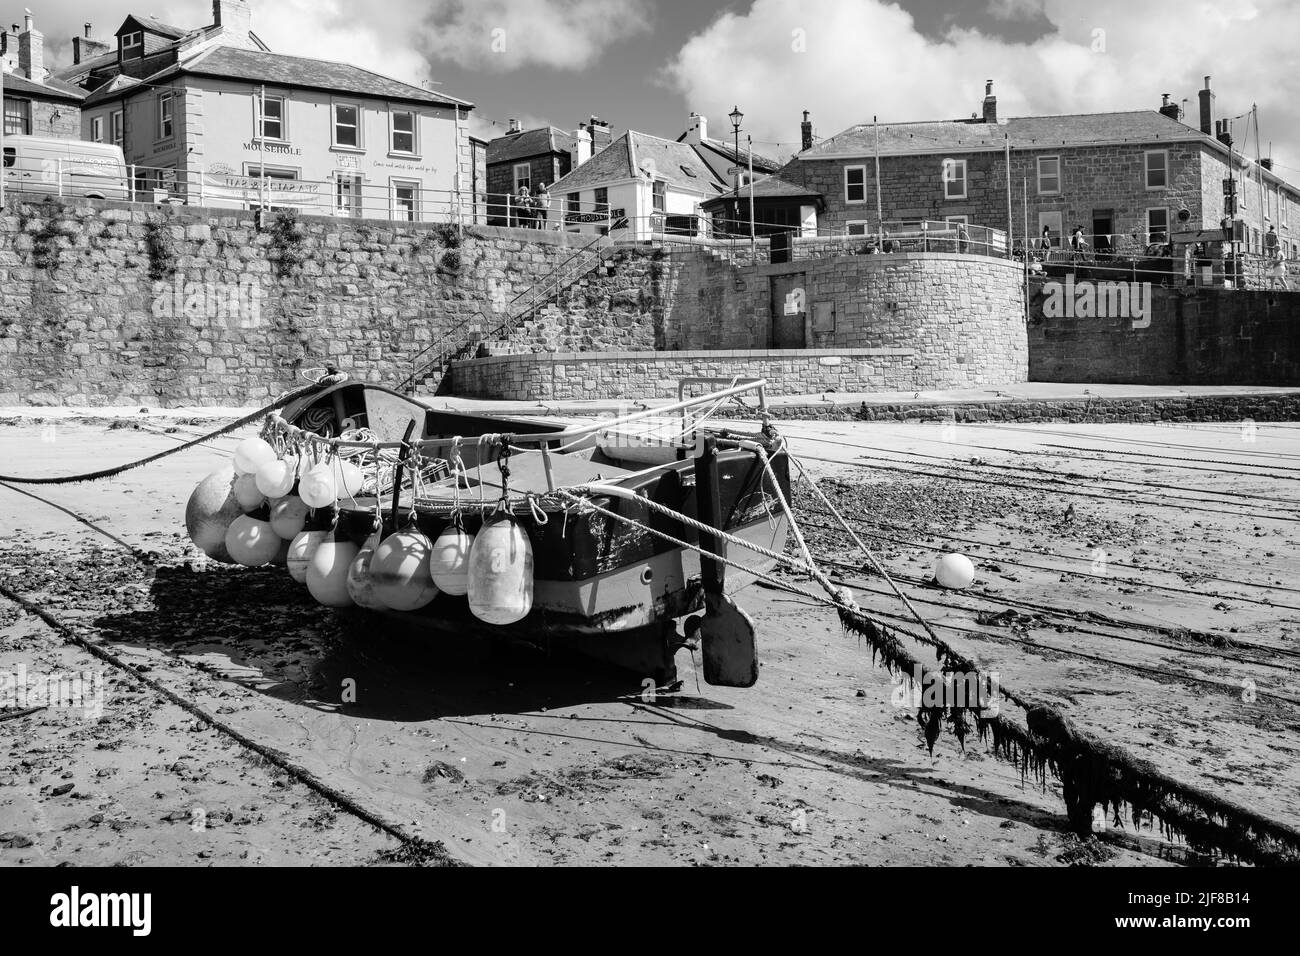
[0,195,619,406]
[1028,279,1300,385]
[448,348,922,401]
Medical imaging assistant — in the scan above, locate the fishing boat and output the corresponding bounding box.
[194,376,791,686]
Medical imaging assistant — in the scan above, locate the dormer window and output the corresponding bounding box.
[120,31,143,57]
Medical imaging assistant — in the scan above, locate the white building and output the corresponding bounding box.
[548,128,729,238]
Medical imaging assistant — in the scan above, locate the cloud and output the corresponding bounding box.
[415,0,653,71]
[986,0,1047,20]
[664,0,1300,176]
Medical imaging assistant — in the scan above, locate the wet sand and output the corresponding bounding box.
[2,413,1297,866]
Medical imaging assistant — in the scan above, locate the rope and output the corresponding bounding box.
[0,381,326,485]
[0,579,461,866]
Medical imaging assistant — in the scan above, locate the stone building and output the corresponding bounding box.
[51,0,475,219]
[485,122,578,226]
[783,79,1300,259]
[2,14,84,139]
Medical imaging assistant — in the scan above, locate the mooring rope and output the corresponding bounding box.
[0,381,328,485]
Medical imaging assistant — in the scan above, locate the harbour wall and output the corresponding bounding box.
[1028,278,1300,385]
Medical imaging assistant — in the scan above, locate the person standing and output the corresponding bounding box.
[534,183,551,230]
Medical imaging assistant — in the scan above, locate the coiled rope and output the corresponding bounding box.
[0,380,328,485]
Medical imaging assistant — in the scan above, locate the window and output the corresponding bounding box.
[594,186,608,214]
[133,167,149,198]
[158,167,177,194]
[944,215,969,224]
[566,193,580,216]
[1145,150,1168,189]
[157,92,173,139]
[942,158,967,199]
[1037,156,1060,195]
[3,97,31,136]
[391,110,416,154]
[333,103,360,148]
[652,179,666,213]
[3,147,14,168]
[110,110,124,147]
[847,221,870,235]
[257,95,285,141]
[120,31,143,57]
[844,165,866,203]
[90,116,104,143]
[512,163,531,192]
[392,180,419,221]
[1146,207,1169,244]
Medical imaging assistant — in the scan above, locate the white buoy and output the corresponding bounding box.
[468,516,533,625]
[225,514,282,567]
[298,463,337,510]
[232,437,277,475]
[346,532,386,610]
[287,529,329,583]
[332,458,365,500]
[370,530,439,611]
[233,473,266,512]
[307,536,360,608]
[269,495,310,540]
[430,525,474,596]
[935,553,976,590]
[185,465,242,563]
[255,456,297,499]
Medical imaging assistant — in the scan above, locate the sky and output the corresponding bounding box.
[22,0,1300,178]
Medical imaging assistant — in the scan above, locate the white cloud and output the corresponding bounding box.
[415,0,653,71]
[665,0,1300,177]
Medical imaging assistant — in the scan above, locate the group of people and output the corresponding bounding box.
[511,184,552,229]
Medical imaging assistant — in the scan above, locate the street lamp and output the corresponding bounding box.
[729,106,744,230]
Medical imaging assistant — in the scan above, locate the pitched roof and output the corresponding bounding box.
[701,174,824,207]
[686,135,783,174]
[0,72,86,103]
[551,130,727,194]
[802,110,1214,157]
[487,126,575,165]
[142,45,472,108]
[120,14,188,39]
[81,75,145,107]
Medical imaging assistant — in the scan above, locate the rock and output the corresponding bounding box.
[0,832,35,848]
[50,782,75,797]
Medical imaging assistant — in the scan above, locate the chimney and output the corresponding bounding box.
[212,0,253,35]
[18,13,43,80]
[982,79,997,124]
[1198,75,1214,136]
[685,112,707,146]
[589,116,611,150]
[0,25,18,74]
[507,118,520,134]
[1158,93,1180,121]
[1215,119,1233,148]
[800,110,813,151]
[72,22,110,65]
[572,124,592,166]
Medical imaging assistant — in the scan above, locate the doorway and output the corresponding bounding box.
[1092,209,1113,255]
[769,273,807,348]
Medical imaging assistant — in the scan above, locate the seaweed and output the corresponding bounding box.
[836,603,1300,865]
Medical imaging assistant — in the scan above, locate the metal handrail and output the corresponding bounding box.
[400,233,611,393]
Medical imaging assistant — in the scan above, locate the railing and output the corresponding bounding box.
[399,231,612,393]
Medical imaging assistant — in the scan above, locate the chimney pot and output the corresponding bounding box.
[982,80,997,124]
[85,22,91,37]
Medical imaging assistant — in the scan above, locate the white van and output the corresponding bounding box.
[2,135,129,200]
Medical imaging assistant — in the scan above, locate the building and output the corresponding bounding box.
[781,79,1300,259]
[676,112,782,187]
[2,14,84,138]
[485,121,577,226]
[549,128,731,238]
[52,1,475,220]
[701,175,824,238]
